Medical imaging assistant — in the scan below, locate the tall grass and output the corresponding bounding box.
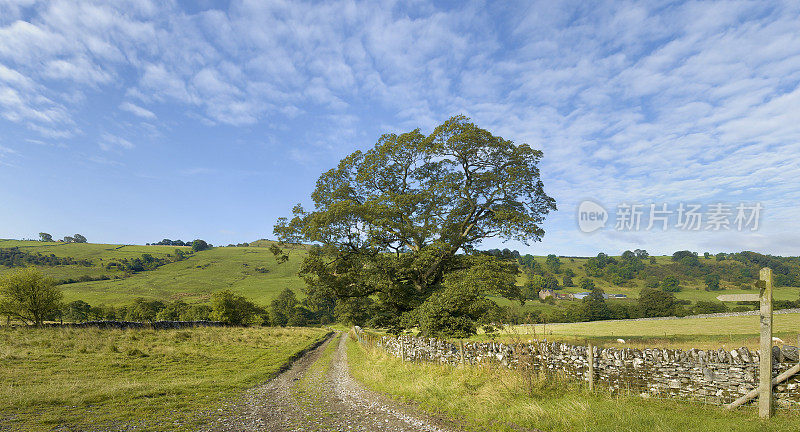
[346,336,800,432]
[0,326,328,431]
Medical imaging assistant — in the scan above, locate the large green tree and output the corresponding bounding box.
[274,115,555,335]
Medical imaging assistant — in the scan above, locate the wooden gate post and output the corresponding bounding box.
[718,268,775,417]
[759,267,774,419]
[587,342,595,392]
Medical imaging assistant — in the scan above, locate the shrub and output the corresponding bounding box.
[211,290,262,325]
[0,268,63,326]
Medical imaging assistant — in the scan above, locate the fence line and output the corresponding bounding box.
[352,327,800,410]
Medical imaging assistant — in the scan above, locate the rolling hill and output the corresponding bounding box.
[0,239,306,306]
[1,239,797,313]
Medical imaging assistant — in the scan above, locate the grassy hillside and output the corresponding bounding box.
[2,239,797,315]
[0,326,328,431]
[0,239,306,306]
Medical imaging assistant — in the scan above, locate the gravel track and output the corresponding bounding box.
[204,333,467,432]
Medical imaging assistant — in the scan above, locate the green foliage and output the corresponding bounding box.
[638,288,678,317]
[126,298,166,323]
[524,273,559,298]
[211,290,262,325]
[693,301,727,314]
[545,254,561,273]
[0,267,63,325]
[38,232,53,242]
[73,234,87,243]
[155,300,189,321]
[274,115,553,336]
[704,274,721,291]
[581,280,611,321]
[661,276,681,292]
[191,239,210,252]
[64,300,92,322]
[269,287,299,327]
[0,247,92,267]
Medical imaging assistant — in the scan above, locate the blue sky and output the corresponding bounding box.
[1,0,800,256]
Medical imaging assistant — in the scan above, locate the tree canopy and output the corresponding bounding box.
[0,268,63,326]
[274,115,555,335]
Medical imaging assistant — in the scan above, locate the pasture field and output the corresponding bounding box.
[0,239,306,305]
[474,313,800,350]
[347,336,800,432]
[0,326,329,431]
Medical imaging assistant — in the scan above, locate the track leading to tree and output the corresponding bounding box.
[205,332,466,432]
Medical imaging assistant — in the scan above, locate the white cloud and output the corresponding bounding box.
[119,101,156,119]
[100,132,134,151]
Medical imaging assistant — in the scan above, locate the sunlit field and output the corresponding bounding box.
[0,326,329,431]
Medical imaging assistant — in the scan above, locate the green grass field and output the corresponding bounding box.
[0,239,307,306]
[473,313,800,350]
[0,326,329,431]
[347,335,800,432]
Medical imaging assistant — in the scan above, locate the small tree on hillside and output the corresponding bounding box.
[704,274,721,291]
[661,276,681,292]
[191,239,210,252]
[545,254,561,273]
[0,268,63,326]
[39,232,53,242]
[73,234,87,243]
[63,236,75,243]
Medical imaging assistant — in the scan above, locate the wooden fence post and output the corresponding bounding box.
[759,267,774,419]
[587,342,595,392]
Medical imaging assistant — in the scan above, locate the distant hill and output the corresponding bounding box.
[0,239,306,306]
[1,239,797,313]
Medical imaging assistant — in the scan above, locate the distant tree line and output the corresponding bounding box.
[104,250,190,274]
[149,239,189,246]
[39,232,87,243]
[148,239,212,252]
[0,248,92,267]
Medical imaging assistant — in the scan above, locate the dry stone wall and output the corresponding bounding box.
[353,327,800,408]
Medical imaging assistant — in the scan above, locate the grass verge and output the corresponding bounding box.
[346,336,800,432]
[0,326,328,431]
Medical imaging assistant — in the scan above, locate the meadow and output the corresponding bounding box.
[476,313,800,350]
[347,334,800,432]
[0,326,329,431]
[0,239,307,306]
